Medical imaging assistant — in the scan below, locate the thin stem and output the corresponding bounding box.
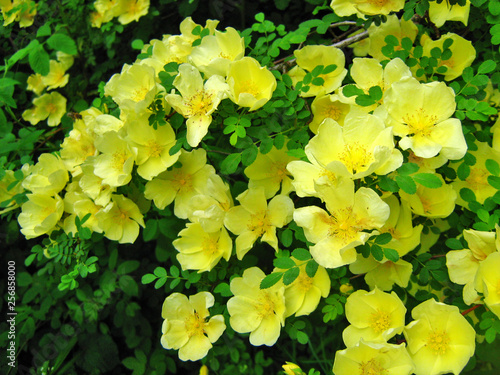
[462,304,481,316]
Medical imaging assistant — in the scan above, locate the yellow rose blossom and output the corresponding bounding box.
[79,159,115,207]
[342,288,406,347]
[144,148,216,219]
[275,256,331,317]
[400,175,457,218]
[429,0,470,28]
[289,45,347,97]
[384,77,466,160]
[351,0,404,16]
[227,267,286,346]
[63,192,103,235]
[125,114,180,180]
[293,179,390,269]
[421,32,475,81]
[166,63,228,147]
[95,194,145,243]
[282,362,306,375]
[333,340,414,375]
[161,292,226,361]
[56,51,74,71]
[22,153,69,196]
[22,92,67,127]
[330,0,365,18]
[366,15,418,61]
[93,131,137,187]
[26,73,46,95]
[115,0,149,25]
[189,27,245,77]
[104,62,160,114]
[303,114,402,180]
[226,56,277,111]
[447,228,497,305]
[18,194,64,239]
[475,252,500,319]
[404,298,476,375]
[60,118,97,176]
[173,223,232,273]
[187,174,234,233]
[1,0,36,27]
[224,187,294,259]
[244,144,297,199]
[309,94,351,134]
[451,142,500,206]
[42,61,69,91]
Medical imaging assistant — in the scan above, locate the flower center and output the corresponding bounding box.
[466,167,489,190]
[325,105,342,121]
[187,90,215,116]
[369,309,391,334]
[185,312,206,338]
[112,151,129,171]
[257,291,277,318]
[132,87,150,102]
[426,329,450,355]
[359,358,387,375]
[328,207,364,244]
[338,142,373,174]
[248,211,270,236]
[295,273,313,292]
[173,171,193,191]
[147,140,163,158]
[403,108,438,137]
[238,80,260,97]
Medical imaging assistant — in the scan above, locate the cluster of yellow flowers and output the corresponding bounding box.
[8,0,499,372]
[0,0,36,27]
[90,0,150,27]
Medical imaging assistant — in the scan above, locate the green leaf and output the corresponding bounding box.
[342,84,364,97]
[446,238,463,250]
[259,138,273,154]
[141,274,157,284]
[457,162,470,180]
[383,248,399,262]
[220,153,241,174]
[154,267,167,278]
[29,45,50,75]
[283,267,300,285]
[142,219,158,242]
[460,187,476,202]
[442,38,454,50]
[305,259,318,278]
[384,35,399,46]
[412,173,442,188]
[274,257,296,269]
[371,244,384,261]
[397,162,419,175]
[131,39,144,50]
[241,145,258,166]
[37,23,51,38]
[117,260,140,275]
[368,86,383,101]
[430,47,441,59]
[322,64,337,74]
[260,272,283,289]
[478,60,497,74]
[292,248,311,261]
[488,175,500,189]
[119,275,138,296]
[280,229,293,247]
[396,175,417,194]
[375,233,392,245]
[311,77,325,86]
[255,12,265,22]
[311,65,324,77]
[46,33,77,55]
[355,95,376,107]
[401,37,413,51]
[214,283,232,297]
[485,159,500,176]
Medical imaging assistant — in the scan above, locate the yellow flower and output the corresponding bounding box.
[104,62,160,114]
[227,267,286,346]
[421,32,476,81]
[0,170,26,214]
[18,194,64,239]
[95,194,145,243]
[60,118,97,176]
[404,299,476,375]
[447,228,497,305]
[384,77,466,160]
[309,94,351,134]
[275,256,331,317]
[26,73,46,95]
[429,0,470,28]
[187,174,234,233]
[351,0,404,16]
[289,45,347,97]
[166,63,228,147]
[293,179,390,269]
[115,0,149,25]
[173,223,232,273]
[22,92,67,127]
[400,175,457,218]
[367,15,418,62]
[330,0,365,18]
[224,187,294,259]
[343,288,406,347]
[79,158,115,207]
[1,0,36,27]
[451,142,500,206]
[475,252,500,319]
[189,27,245,77]
[282,362,306,375]
[125,114,180,180]
[93,131,137,187]
[244,144,297,199]
[42,61,69,91]
[144,148,215,219]
[226,56,277,111]
[161,292,226,361]
[333,340,414,375]
[22,153,69,196]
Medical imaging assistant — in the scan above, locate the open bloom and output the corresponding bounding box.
[429,0,470,28]
[22,153,69,196]
[224,187,294,259]
[161,292,225,361]
[166,63,228,147]
[22,92,67,127]
[343,288,406,347]
[475,251,500,319]
[18,194,64,239]
[404,299,476,375]
[384,77,466,160]
[227,267,286,346]
[293,179,390,268]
